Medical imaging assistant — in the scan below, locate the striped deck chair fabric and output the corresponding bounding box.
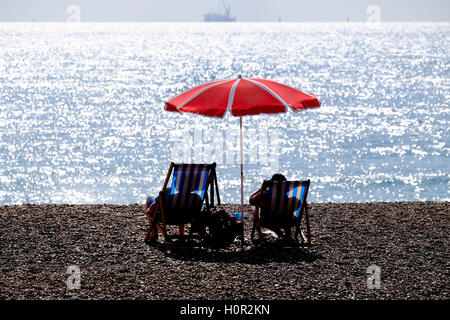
[260,180,309,229]
[169,164,210,208]
[267,181,308,218]
[145,162,220,243]
[160,164,210,223]
[251,179,311,245]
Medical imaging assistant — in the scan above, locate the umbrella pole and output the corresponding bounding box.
[240,116,244,242]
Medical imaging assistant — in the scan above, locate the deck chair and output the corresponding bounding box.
[251,179,311,246]
[144,162,221,243]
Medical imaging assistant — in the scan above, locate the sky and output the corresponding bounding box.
[0,0,449,22]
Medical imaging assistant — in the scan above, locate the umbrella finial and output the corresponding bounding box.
[238,74,242,79]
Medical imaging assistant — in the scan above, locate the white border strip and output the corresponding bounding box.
[226,78,241,113]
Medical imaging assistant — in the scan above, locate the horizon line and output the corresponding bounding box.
[0,20,448,23]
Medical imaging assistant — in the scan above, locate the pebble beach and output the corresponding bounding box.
[0,201,448,300]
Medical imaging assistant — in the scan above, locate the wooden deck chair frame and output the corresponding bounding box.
[251,179,311,247]
[144,162,221,243]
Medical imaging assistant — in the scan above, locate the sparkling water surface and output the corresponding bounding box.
[0,22,449,205]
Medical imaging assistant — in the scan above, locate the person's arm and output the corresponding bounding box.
[249,188,262,206]
[145,196,151,210]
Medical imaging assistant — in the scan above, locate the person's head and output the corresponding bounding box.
[270,173,287,181]
[146,195,155,209]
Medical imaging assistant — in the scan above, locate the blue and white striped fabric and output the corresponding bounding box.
[267,181,308,218]
[168,164,210,211]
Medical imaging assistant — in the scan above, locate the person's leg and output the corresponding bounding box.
[274,229,284,238]
[284,227,292,240]
[259,210,283,238]
[148,202,158,240]
[178,224,186,236]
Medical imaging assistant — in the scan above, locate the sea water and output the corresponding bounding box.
[0,22,448,205]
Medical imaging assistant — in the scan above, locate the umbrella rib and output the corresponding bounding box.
[245,78,290,111]
[226,78,241,114]
[176,79,231,111]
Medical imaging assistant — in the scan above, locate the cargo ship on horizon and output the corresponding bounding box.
[204,0,236,22]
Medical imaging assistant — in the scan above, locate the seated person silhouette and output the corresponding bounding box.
[249,173,293,240]
[146,191,203,241]
[146,194,186,241]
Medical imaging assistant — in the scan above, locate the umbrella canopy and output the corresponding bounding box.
[164,75,320,239]
[165,76,320,117]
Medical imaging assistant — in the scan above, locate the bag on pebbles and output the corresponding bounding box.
[192,206,242,248]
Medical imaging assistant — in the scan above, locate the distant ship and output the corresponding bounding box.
[204,0,236,22]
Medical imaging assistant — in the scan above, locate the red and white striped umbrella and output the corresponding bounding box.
[165,75,320,117]
[164,75,320,232]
